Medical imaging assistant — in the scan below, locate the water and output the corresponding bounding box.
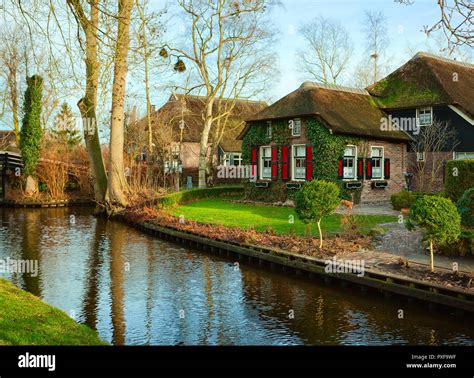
[0,207,473,345]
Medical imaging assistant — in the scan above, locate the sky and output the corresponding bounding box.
[146,0,453,109]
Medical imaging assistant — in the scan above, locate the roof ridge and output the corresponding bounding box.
[415,51,474,69]
[299,81,368,95]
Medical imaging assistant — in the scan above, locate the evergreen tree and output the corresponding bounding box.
[52,102,82,147]
[20,75,43,177]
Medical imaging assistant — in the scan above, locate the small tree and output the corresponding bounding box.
[295,180,341,248]
[20,75,43,179]
[52,102,82,148]
[406,196,461,272]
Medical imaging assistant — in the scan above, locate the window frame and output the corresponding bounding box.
[259,146,272,180]
[416,151,425,162]
[370,146,384,180]
[266,121,272,140]
[454,151,474,160]
[291,144,306,181]
[416,106,433,127]
[342,145,357,181]
[291,118,301,137]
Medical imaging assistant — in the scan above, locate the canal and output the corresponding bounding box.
[0,207,473,345]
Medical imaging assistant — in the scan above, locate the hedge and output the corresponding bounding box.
[438,230,474,257]
[445,159,474,201]
[390,190,444,210]
[157,186,244,208]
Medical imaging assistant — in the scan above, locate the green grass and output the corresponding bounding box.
[168,198,397,236]
[0,278,106,345]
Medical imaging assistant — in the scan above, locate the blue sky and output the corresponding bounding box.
[148,0,451,109]
[271,0,441,99]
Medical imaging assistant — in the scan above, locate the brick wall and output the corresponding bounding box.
[356,139,408,203]
[406,151,451,193]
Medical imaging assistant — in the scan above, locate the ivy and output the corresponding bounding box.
[20,75,44,177]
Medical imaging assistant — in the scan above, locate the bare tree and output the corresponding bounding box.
[106,0,134,207]
[66,0,108,203]
[297,17,353,84]
[356,10,390,86]
[410,118,459,192]
[165,0,275,188]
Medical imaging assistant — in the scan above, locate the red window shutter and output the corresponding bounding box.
[271,147,278,179]
[281,145,289,180]
[384,158,391,179]
[366,158,372,180]
[305,145,313,180]
[357,158,364,180]
[251,147,257,178]
[337,159,343,179]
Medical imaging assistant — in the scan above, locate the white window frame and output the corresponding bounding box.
[223,152,242,166]
[453,151,474,160]
[416,151,425,162]
[291,144,306,181]
[416,106,433,127]
[342,145,357,181]
[371,146,384,180]
[259,146,272,180]
[291,118,301,137]
[266,121,272,140]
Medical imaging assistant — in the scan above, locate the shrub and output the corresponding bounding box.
[438,230,474,256]
[391,190,444,210]
[445,159,474,201]
[406,196,461,271]
[295,180,340,248]
[456,188,474,228]
[157,186,244,208]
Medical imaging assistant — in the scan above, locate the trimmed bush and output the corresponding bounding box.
[158,186,244,208]
[445,159,474,201]
[390,190,443,210]
[456,188,474,228]
[406,196,461,271]
[438,230,474,256]
[295,180,340,248]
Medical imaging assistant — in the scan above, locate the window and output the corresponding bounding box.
[343,146,357,179]
[371,147,384,179]
[416,151,425,162]
[260,146,272,179]
[454,152,474,160]
[292,145,306,180]
[416,107,432,126]
[223,152,242,166]
[291,118,301,136]
[266,121,272,139]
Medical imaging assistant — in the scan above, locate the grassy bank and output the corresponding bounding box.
[168,198,397,236]
[0,279,106,345]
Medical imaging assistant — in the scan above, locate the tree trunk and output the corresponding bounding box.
[198,99,214,188]
[74,0,108,203]
[317,219,323,249]
[429,239,434,272]
[106,0,133,207]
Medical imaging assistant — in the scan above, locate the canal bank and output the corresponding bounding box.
[0,278,105,345]
[116,210,474,315]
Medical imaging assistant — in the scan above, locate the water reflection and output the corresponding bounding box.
[0,207,473,345]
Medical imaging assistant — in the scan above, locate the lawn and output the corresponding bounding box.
[168,198,397,236]
[0,278,106,345]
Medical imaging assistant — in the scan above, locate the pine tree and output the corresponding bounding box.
[52,102,82,147]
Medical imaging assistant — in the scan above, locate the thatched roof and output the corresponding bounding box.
[243,82,410,141]
[367,52,474,116]
[139,94,267,152]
